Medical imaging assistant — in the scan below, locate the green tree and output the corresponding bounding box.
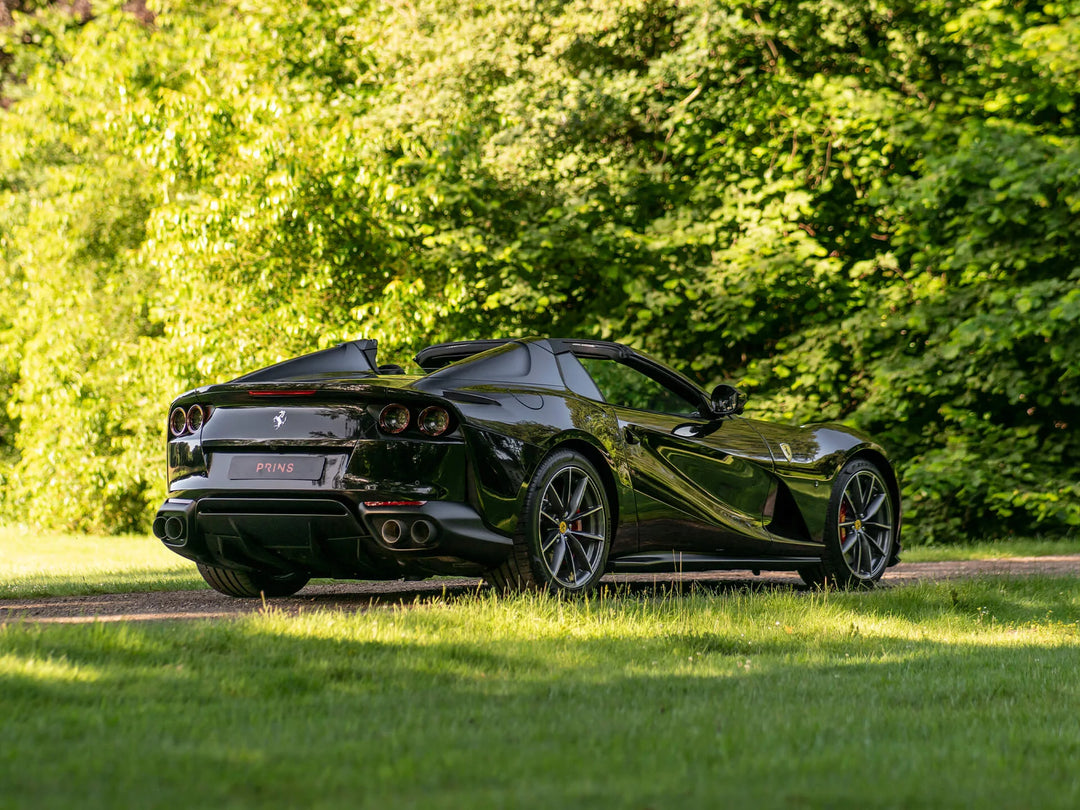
[1,0,1077,540]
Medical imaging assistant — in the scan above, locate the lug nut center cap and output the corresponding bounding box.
[558,521,568,534]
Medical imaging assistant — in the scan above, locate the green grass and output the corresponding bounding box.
[0,527,206,598]
[2,578,1079,809]
[901,536,1080,561]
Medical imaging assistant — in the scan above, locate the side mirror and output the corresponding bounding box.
[710,383,748,417]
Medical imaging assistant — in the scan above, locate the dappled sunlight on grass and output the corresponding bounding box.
[2,578,1079,807]
[0,652,103,685]
[0,527,205,597]
[244,578,1080,684]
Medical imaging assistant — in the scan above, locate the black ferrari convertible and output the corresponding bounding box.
[154,337,901,596]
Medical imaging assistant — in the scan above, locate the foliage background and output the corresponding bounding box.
[1,0,1077,541]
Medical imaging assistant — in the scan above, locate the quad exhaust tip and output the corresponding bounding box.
[410,519,435,546]
[379,517,437,547]
[153,515,187,544]
[381,519,404,545]
[164,516,185,542]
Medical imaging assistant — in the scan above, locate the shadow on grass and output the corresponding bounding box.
[289,573,1079,626]
[1,592,1079,810]
[290,575,806,610]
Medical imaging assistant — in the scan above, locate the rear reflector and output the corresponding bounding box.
[364,501,427,507]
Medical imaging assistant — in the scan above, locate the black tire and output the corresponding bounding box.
[799,458,897,590]
[197,562,310,598]
[484,449,612,595]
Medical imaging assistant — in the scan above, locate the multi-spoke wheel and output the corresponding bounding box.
[534,461,608,588]
[800,458,897,589]
[484,449,612,594]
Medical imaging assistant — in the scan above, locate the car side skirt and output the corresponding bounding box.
[610,552,822,574]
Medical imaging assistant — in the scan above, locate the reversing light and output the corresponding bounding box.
[169,407,188,437]
[186,404,205,432]
[379,403,410,434]
[418,406,451,436]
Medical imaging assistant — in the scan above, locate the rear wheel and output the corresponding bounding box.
[485,449,611,595]
[197,563,310,598]
[799,458,896,589]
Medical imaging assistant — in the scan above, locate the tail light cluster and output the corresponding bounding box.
[169,404,212,437]
[378,403,453,437]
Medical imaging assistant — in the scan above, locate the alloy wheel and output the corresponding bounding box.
[536,464,607,588]
[837,468,894,580]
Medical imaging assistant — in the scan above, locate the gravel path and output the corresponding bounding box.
[4,555,1080,624]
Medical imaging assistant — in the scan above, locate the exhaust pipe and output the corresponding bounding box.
[381,519,404,545]
[410,520,436,546]
[152,499,197,549]
[164,516,186,543]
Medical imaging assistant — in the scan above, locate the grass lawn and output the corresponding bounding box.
[901,536,1080,562]
[2,578,1080,809]
[0,527,206,598]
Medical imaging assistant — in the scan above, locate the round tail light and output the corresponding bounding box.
[186,404,205,432]
[169,407,188,437]
[379,403,410,434]
[418,406,451,436]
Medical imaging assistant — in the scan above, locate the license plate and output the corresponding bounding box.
[228,456,325,481]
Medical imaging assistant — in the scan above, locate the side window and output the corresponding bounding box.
[577,357,699,416]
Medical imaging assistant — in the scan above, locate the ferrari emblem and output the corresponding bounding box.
[558,521,568,535]
[273,410,287,430]
[779,442,793,463]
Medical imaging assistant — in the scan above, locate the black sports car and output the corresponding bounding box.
[154,338,901,596]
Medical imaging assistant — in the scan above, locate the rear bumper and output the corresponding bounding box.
[153,495,513,579]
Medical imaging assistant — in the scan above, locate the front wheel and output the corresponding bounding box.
[799,458,897,589]
[197,563,310,598]
[485,449,612,595]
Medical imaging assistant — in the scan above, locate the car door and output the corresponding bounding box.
[575,355,778,555]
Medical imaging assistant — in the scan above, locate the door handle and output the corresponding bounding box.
[624,426,640,445]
